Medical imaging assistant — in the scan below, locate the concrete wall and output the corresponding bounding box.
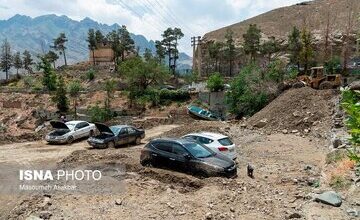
[198,91,227,117]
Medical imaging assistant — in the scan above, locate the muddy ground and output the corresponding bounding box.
[1,121,357,220]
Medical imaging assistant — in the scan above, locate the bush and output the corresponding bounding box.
[324,56,341,74]
[226,64,269,117]
[87,68,95,81]
[266,59,286,83]
[87,104,114,123]
[207,72,224,92]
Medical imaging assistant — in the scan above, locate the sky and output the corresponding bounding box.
[0,0,305,55]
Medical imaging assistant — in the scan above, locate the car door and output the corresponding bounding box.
[170,143,188,171]
[117,128,129,145]
[79,122,90,138]
[127,127,137,143]
[152,142,173,168]
[73,123,83,139]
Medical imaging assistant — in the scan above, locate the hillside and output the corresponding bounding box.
[203,0,360,43]
[0,14,192,76]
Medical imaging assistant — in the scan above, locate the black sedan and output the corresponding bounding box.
[87,123,145,149]
[140,138,237,178]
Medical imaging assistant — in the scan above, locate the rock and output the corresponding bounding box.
[39,211,52,220]
[166,202,175,209]
[254,119,268,128]
[347,208,359,217]
[292,111,301,117]
[177,211,186,215]
[304,165,313,170]
[349,81,360,91]
[288,212,302,219]
[315,191,342,207]
[115,199,123,205]
[304,129,310,133]
[26,216,42,220]
[205,212,213,220]
[240,123,247,128]
[291,130,299,134]
[35,124,45,133]
[332,138,342,148]
[230,207,235,212]
[282,129,288,134]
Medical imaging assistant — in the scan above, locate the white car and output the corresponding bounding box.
[182,132,236,160]
[45,120,96,144]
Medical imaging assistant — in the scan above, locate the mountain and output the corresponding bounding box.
[203,0,360,43]
[0,14,192,69]
[196,0,360,75]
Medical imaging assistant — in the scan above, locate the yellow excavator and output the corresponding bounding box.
[296,66,342,90]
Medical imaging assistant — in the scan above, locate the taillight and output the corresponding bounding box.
[218,146,228,151]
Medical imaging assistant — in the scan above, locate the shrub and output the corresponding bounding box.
[324,56,341,74]
[266,59,286,83]
[87,68,95,81]
[88,104,114,123]
[226,64,269,117]
[207,72,224,92]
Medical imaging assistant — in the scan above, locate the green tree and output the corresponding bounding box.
[119,56,169,101]
[243,24,261,62]
[118,25,135,61]
[107,30,121,65]
[208,41,223,72]
[207,72,224,92]
[144,48,153,62]
[288,26,302,71]
[68,80,82,119]
[23,50,34,74]
[324,56,341,74]
[299,28,314,74]
[0,39,12,80]
[45,50,59,69]
[224,29,236,76]
[52,33,68,66]
[87,28,97,66]
[226,64,268,117]
[155,40,166,64]
[95,30,105,44]
[13,51,22,76]
[261,36,281,63]
[161,27,184,75]
[104,79,116,111]
[38,56,57,91]
[266,59,286,83]
[52,75,69,112]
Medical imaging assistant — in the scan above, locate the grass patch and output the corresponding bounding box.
[329,175,351,190]
[326,150,347,164]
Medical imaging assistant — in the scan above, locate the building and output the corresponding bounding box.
[89,41,115,65]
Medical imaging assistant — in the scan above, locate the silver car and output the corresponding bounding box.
[45,121,96,144]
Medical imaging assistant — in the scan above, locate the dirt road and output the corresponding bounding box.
[3,122,350,220]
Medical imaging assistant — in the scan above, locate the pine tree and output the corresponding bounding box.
[0,39,12,80]
[45,51,59,69]
[87,29,97,65]
[161,27,184,75]
[144,48,153,62]
[224,29,236,76]
[260,36,281,63]
[155,40,166,64]
[38,56,57,91]
[52,75,69,112]
[68,81,82,119]
[23,50,34,74]
[95,30,104,44]
[288,27,302,71]
[299,28,314,74]
[208,41,223,72]
[52,33,68,66]
[118,25,135,61]
[13,51,22,76]
[243,24,261,62]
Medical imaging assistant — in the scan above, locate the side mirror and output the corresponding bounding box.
[183,153,191,160]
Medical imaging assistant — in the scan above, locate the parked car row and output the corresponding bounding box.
[46,121,237,178]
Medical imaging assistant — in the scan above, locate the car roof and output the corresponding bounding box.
[151,137,195,145]
[66,120,88,124]
[110,125,130,129]
[184,132,228,140]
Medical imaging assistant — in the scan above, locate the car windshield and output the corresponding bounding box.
[110,126,121,136]
[184,142,213,158]
[218,137,233,146]
[65,123,75,130]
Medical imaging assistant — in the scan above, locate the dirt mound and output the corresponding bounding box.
[247,87,338,134]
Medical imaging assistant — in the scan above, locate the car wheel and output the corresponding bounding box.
[67,136,74,144]
[141,159,153,167]
[107,141,115,148]
[89,130,94,137]
[196,170,208,179]
[135,137,141,145]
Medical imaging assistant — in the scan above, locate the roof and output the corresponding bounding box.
[151,137,195,145]
[184,132,228,140]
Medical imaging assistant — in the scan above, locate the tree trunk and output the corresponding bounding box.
[53,62,56,69]
[63,49,67,66]
[5,69,8,81]
[73,99,77,120]
[92,50,95,66]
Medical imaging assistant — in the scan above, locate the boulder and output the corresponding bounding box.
[254,119,268,128]
[349,81,360,91]
[315,191,342,207]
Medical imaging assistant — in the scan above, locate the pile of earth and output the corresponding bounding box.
[247,87,338,136]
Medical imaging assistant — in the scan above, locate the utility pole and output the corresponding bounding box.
[191,36,202,76]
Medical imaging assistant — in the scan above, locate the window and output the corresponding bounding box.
[118,128,128,135]
[197,136,213,144]
[184,143,213,158]
[154,142,172,153]
[218,137,233,146]
[128,127,136,134]
[78,122,89,129]
[172,143,187,155]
